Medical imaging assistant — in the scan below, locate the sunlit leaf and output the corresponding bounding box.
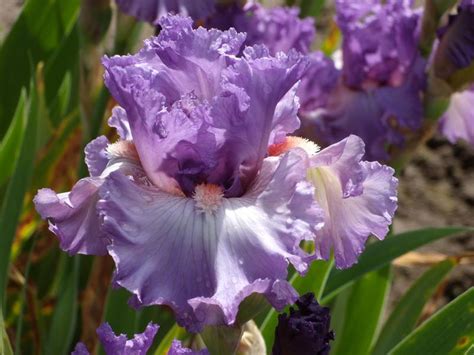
[373,259,456,355]
[323,227,471,302]
[390,287,474,355]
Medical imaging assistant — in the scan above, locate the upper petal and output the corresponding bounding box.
[98,150,322,331]
[308,135,398,268]
[168,340,209,355]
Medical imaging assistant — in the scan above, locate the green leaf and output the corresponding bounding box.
[1,308,13,355]
[332,266,392,355]
[390,287,474,355]
[0,91,27,186]
[0,89,37,308]
[300,0,325,18]
[0,0,80,137]
[323,227,470,302]
[373,259,456,355]
[103,288,140,339]
[44,256,79,355]
[260,259,333,350]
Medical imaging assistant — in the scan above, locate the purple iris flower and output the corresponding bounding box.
[35,14,398,330]
[115,0,216,23]
[272,293,334,355]
[71,322,207,354]
[433,0,474,80]
[439,86,474,145]
[206,1,315,56]
[298,0,426,161]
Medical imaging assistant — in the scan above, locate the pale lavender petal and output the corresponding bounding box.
[34,140,144,256]
[439,88,474,145]
[71,342,90,355]
[115,0,216,24]
[109,107,132,140]
[98,150,322,331]
[168,340,208,355]
[97,322,159,355]
[85,136,110,177]
[34,178,107,256]
[308,135,398,268]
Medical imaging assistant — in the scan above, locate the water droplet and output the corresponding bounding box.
[238,259,244,266]
[120,222,137,234]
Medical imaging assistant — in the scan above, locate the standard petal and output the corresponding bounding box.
[97,322,159,355]
[34,178,107,256]
[308,135,398,268]
[439,88,474,146]
[98,151,321,331]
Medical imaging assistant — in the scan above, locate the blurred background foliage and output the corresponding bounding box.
[0,0,473,354]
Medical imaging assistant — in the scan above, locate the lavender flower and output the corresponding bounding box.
[272,293,334,355]
[439,87,474,145]
[36,14,322,331]
[115,0,216,23]
[298,0,426,161]
[206,2,315,55]
[35,14,398,331]
[71,322,207,354]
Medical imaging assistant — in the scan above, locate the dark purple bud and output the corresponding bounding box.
[272,293,334,355]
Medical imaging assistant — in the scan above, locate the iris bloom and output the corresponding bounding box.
[72,322,207,354]
[298,0,426,161]
[35,15,397,331]
[115,0,216,23]
[439,87,474,145]
[205,1,315,56]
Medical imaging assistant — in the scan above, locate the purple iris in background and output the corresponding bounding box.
[115,0,216,23]
[72,322,208,354]
[298,0,426,161]
[205,1,315,55]
[34,14,397,330]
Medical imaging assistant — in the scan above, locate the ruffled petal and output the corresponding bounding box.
[85,136,110,177]
[97,322,159,355]
[109,106,132,140]
[308,135,398,268]
[34,178,107,256]
[115,0,216,24]
[168,340,209,355]
[439,88,474,145]
[34,140,144,256]
[98,150,322,331]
